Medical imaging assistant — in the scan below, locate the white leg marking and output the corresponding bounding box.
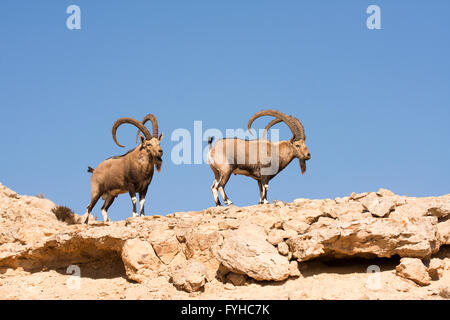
[211,180,220,203]
[83,211,90,223]
[262,184,269,204]
[131,197,138,217]
[219,187,233,205]
[139,199,146,216]
[101,209,108,222]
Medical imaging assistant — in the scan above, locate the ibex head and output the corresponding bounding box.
[112,114,164,172]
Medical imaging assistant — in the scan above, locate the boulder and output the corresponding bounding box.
[361,192,395,218]
[147,230,181,265]
[170,260,207,293]
[288,260,301,277]
[376,188,396,197]
[121,239,161,283]
[277,242,290,256]
[217,226,290,281]
[267,229,286,245]
[287,216,439,262]
[185,223,222,280]
[395,258,431,286]
[427,258,444,280]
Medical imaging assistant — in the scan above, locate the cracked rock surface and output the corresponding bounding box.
[1,182,449,299]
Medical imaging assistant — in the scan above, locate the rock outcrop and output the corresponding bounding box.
[0,183,449,297]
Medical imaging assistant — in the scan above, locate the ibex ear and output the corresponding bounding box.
[140,135,145,144]
[158,133,164,142]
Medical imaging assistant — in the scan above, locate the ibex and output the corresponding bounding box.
[83,114,163,224]
[207,109,310,206]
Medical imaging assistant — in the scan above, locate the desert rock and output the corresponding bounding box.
[395,258,431,286]
[170,260,207,293]
[217,226,290,281]
[0,183,449,299]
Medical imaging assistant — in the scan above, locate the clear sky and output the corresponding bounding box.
[1,1,449,221]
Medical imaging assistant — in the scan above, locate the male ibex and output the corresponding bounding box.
[84,114,163,224]
[207,109,310,206]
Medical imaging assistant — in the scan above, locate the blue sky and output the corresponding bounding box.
[0,1,449,220]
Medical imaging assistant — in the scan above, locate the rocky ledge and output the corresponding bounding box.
[0,183,449,299]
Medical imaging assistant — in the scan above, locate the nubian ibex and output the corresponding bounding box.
[207,109,310,206]
[84,114,163,224]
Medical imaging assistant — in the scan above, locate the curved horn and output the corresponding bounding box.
[112,118,152,148]
[135,114,159,143]
[262,118,283,139]
[263,116,306,140]
[290,116,306,140]
[247,109,302,140]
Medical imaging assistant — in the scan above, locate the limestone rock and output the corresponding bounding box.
[121,239,161,283]
[427,202,450,219]
[361,192,395,218]
[395,258,431,286]
[282,220,310,234]
[277,242,289,256]
[170,260,207,293]
[288,260,301,277]
[296,208,328,224]
[147,230,180,265]
[349,192,369,201]
[267,229,286,245]
[427,258,444,280]
[376,188,396,197]
[0,183,19,199]
[0,182,449,299]
[287,216,439,262]
[185,223,222,280]
[217,226,290,281]
[437,219,450,245]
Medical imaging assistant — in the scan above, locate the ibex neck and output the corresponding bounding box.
[277,141,296,172]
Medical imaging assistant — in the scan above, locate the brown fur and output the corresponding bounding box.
[208,137,310,205]
[84,134,163,224]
